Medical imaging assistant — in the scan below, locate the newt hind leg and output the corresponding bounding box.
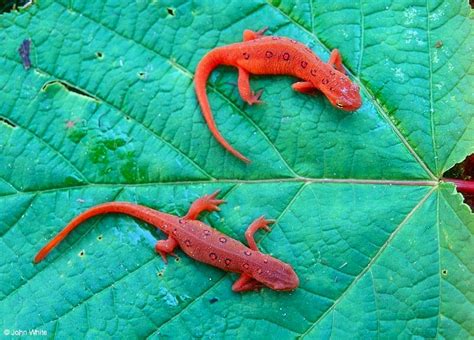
[183,190,225,220]
[245,216,275,251]
[155,237,178,263]
[242,27,268,41]
[238,68,263,105]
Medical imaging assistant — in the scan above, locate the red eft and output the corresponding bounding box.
[34,190,299,292]
[195,28,362,163]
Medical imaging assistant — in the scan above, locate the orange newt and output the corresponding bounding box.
[195,28,362,163]
[34,190,299,292]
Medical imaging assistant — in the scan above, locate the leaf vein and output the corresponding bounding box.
[298,186,437,338]
[265,1,437,180]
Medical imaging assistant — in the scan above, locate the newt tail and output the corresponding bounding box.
[195,49,251,163]
[33,202,168,263]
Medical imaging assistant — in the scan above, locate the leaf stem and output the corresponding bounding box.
[443,178,474,195]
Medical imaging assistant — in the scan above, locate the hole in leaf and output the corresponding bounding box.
[97,235,103,241]
[0,116,17,128]
[41,80,99,101]
[1,0,34,14]
[96,51,104,59]
[167,7,175,16]
[174,257,180,262]
[79,250,85,257]
[442,269,448,275]
[209,297,218,304]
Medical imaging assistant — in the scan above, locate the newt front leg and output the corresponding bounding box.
[328,49,345,73]
[232,216,275,292]
[242,27,268,42]
[292,81,317,94]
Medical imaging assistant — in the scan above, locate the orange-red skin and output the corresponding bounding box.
[195,29,362,162]
[34,192,299,292]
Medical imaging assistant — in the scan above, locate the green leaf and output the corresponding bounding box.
[1,0,472,338]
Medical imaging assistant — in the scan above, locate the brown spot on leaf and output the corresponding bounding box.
[18,39,32,70]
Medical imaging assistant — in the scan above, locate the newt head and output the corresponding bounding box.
[319,73,362,111]
[252,255,299,291]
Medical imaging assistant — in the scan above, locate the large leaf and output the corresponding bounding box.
[1,0,473,338]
